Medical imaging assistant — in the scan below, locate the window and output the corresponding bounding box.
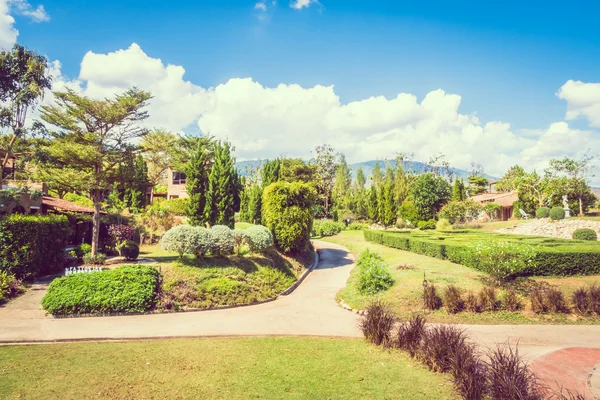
[172,172,186,185]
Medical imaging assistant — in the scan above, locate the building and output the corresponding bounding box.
[470,191,519,221]
[166,168,188,200]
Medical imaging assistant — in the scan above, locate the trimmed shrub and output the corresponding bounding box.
[394,314,426,357]
[550,206,566,221]
[572,228,598,241]
[443,285,464,314]
[263,181,316,253]
[465,292,480,313]
[347,222,368,231]
[311,219,345,237]
[120,240,139,261]
[424,284,442,310]
[245,225,274,253]
[192,227,212,257]
[546,288,568,313]
[83,253,106,265]
[535,207,550,218]
[209,225,235,256]
[417,219,436,230]
[572,287,589,315]
[160,225,197,258]
[478,286,498,312]
[472,241,536,281]
[435,218,452,231]
[41,266,160,315]
[486,343,543,400]
[503,289,521,312]
[360,300,395,346]
[0,214,70,278]
[159,198,189,215]
[356,249,394,295]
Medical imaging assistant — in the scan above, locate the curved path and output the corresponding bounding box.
[2,241,600,396]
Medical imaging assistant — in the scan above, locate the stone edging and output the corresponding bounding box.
[49,250,320,319]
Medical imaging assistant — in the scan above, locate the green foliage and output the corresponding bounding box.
[436,218,452,231]
[573,229,598,241]
[467,175,488,195]
[262,181,316,253]
[205,141,241,228]
[482,202,501,220]
[210,225,235,256]
[279,158,317,183]
[63,193,93,208]
[549,206,565,221]
[0,214,70,278]
[185,141,211,225]
[153,184,167,194]
[367,185,379,222]
[452,179,466,201]
[439,201,467,224]
[380,165,397,226]
[347,222,369,230]
[535,207,550,218]
[409,173,451,221]
[0,271,22,302]
[160,198,189,215]
[397,201,419,226]
[261,159,281,187]
[312,219,345,237]
[245,225,274,253]
[160,225,198,258]
[332,154,352,214]
[356,249,394,295]
[120,240,140,261]
[41,266,160,315]
[471,241,536,281]
[83,253,107,265]
[417,219,436,230]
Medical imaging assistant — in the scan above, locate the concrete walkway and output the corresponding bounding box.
[2,240,600,396]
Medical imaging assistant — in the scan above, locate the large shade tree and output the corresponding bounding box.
[0,45,52,183]
[40,88,151,255]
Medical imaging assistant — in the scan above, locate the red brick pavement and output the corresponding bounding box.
[530,347,600,399]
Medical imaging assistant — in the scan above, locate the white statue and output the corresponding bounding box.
[562,195,571,218]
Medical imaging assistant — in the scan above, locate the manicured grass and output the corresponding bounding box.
[0,337,456,400]
[142,244,313,310]
[479,219,530,231]
[323,231,600,325]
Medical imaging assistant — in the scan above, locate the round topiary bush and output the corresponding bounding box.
[536,207,550,219]
[209,225,235,256]
[549,207,566,221]
[245,225,274,253]
[161,225,197,258]
[573,228,598,241]
[120,240,140,260]
[192,227,212,257]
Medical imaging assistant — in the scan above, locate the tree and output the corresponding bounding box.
[409,173,451,221]
[247,183,263,224]
[353,167,368,219]
[367,184,379,222]
[204,141,240,228]
[312,144,338,218]
[140,129,179,185]
[394,162,409,205]
[452,179,466,201]
[280,158,317,183]
[185,141,212,226]
[0,45,52,183]
[40,88,151,255]
[380,165,396,226]
[131,154,149,209]
[261,158,280,187]
[548,154,595,216]
[468,175,488,195]
[483,202,501,221]
[371,161,383,186]
[332,154,352,215]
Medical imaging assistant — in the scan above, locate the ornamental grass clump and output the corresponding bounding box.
[478,286,498,312]
[418,325,470,373]
[588,284,600,315]
[356,249,394,295]
[360,300,395,346]
[572,287,589,315]
[443,285,464,314]
[449,340,489,400]
[486,343,543,400]
[530,287,547,314]
[424,283,442,310]
[465,291,481,313]
[394,314,426,357]
[503,289,521,312]
[545,287,568,313]
[472,241,536,282]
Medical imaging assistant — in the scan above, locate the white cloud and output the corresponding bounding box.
[254,2,267,11]
[0,0,18,49]
[9,0,48,22]
[557,80,600,128]
[290,0,317,9]
[43,43,600,182]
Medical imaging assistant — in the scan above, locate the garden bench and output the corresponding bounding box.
[519,209,530,220]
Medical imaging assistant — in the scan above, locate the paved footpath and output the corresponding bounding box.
[2,240,600,397]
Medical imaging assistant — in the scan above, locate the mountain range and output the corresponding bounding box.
[236,159,498,183]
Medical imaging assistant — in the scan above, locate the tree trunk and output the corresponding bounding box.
[91,190,101,256]
[579,196,584,217]
[0,134,18,185]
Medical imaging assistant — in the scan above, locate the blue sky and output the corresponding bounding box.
[3,0,600,177]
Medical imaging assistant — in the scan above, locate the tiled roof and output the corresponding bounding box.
[42,195,96,213]
[470,191,518,207]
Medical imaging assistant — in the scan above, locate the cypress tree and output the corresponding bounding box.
[185,142,211,226]
[248,183,262,224]
[132,154,149,208]
[261,158,281,188]
[381,166,397,226]
[354,167,368,219]
[205,141,239,228]
[367,184,379,222]
[452,178,466,201]
[332,154,352,214]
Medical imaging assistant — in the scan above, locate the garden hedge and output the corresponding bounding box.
[0,214,70,279]
[41,266,160,315]
[363,229,600,277]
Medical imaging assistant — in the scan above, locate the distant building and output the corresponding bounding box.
[470,191,519,221]
[166,168,189,200]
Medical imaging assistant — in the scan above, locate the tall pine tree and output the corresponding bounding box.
[205,141,240,228]
[367,184,379,222]
[261,158,281,187]
[452,178,466,201]
[332,154,352,216]
[354,166,368,219]
[381,166,397,226]
[186,141,212,226]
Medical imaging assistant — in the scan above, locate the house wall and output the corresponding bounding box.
[166,168,188,200]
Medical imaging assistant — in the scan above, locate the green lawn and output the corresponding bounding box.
[0,338,456,400]
[141,244,313,310]
[323,231,600,325]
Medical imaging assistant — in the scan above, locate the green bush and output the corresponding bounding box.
[312,219,345,237]
[397,202,419,226]
[417,219,436,230]
[439,201,467,225]
[573,229,598,241]
[83,253,107,265]
[63,193,94,208]
[245,225,274,253]
[120,240,140,260]
[209,225,235,256]
[347,222,369,230]
[41,266,160,315]
[0,271,22,302]
[356,249,394,295]
[549,207,565,221]
[436,218,452,231]
[263,181,316,253]
[160,198,189,215]
[0,214,70,278]
[161,225,198,258]
[471,241,536,281]
[535,207,550,218]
